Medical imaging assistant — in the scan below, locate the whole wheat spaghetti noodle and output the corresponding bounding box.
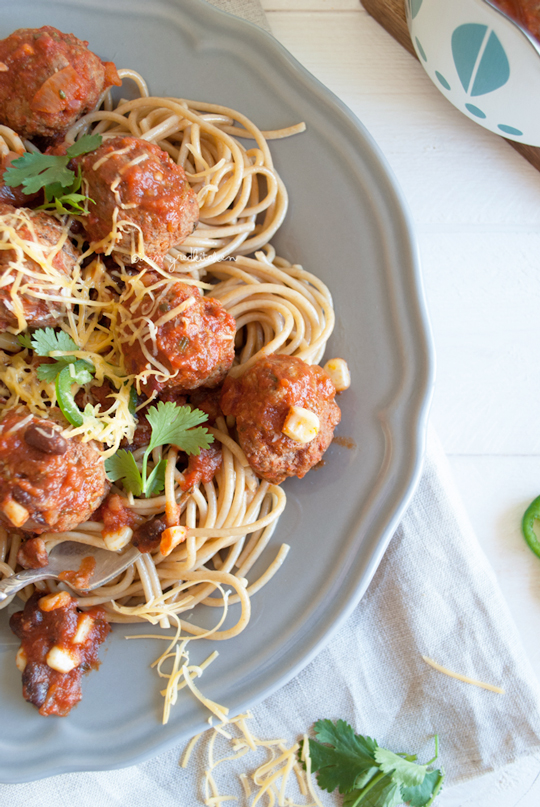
[0,62,342,722]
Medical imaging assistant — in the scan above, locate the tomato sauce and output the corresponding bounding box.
[97,492,145,533]
[58,556,96,590]
[180,444,222,491]
[9,591,110,716]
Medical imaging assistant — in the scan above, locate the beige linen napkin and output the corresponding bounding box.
[2,3,540,804]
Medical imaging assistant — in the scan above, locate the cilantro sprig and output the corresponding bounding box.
[301,720,444,807]
[4,133,102,214]
[18,327,95,425]
[105,401,214,498]
[19,327,94,380]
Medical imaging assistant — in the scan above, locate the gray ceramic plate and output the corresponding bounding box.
[0,0,434,783]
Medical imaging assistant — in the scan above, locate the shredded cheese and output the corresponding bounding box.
[179,710,318,807]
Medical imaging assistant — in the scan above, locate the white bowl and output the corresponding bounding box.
[406,0,540,146]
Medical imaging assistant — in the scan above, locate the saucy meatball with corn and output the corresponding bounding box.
[120,278,236,397]
[0,410,109,534]
[221,354,341,484]
[74,135,199,261]
[0,26,120,139]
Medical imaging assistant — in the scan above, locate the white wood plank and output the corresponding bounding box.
[421,231,540,455]
[263,0,360,10]
[449,455,540,673]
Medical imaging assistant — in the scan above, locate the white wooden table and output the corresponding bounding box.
[262,1,540,804]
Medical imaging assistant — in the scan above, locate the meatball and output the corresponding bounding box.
[74,135,199,261]
[0,203,80,332]
[220,354,341,484]
[0,26,121,139]
[0,409,109,533]
[120,280,236,397]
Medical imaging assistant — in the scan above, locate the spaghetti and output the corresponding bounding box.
[0,57,344,720]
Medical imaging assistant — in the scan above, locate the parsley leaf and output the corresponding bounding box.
[146,401,213,456]
[4,133,102,208]
[302,721,444,807]
[104,402,213,498]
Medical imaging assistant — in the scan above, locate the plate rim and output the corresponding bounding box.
[0,0,435,783]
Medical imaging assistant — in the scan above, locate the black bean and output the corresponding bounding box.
[12,487,34,506]
[132,517,166,553]
[24,423,68,455]
[9,611,24,639]
[22,662,51,708]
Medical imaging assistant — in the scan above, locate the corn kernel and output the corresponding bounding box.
[102,526,133,552]
[1,498,29,528]
[73,614,94,645]
[160,525,188,557]
[46,645,80,674]
[15,646,27,672]
[39,590,72,612]
[323,358,351,392]
[282,406,320,444]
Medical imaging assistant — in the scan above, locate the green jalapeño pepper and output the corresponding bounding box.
[55,361,93,427]
[522,495,540,559]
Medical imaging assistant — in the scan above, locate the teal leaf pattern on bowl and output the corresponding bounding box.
[411,0,423,18]
[465,103,487,118]
[498,123,523,135]
[435,71,450,90]
[416,37,427,61]
[452,24,509,97]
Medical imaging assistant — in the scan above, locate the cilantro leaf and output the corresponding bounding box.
[66,134,103,158]
[302,721,444,807]
[306,719,379,794]
[17,332,33,349]
[146,401,213,456]
[37,357,94,384]
[36,360,71,383]
[374,748,427,788]
[343,774,403,807]
[105,450,143,497]
[4,134,102,203]
[401,769,444,807]
[29,329,94,385]
[105,402,212,498]
[29,327,79,357]
[145,457,167,497]
[4,152,74,194]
